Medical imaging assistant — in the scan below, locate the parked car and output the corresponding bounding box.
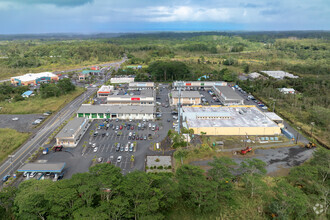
[116,143,120,152]
[2,175,10,182]
[93,147,98,152]
[120,145,124,152]
[131,126,134,130]
[42,148,49,155]
[117,156,122,163]
[23,172,30,177]
[92,143,96,148]
[125,145,129,152]
[29,172,37,178]
[144,135,147,140]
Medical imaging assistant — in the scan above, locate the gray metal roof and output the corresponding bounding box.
[18,162,66,173]
[77,104,155,114]
[55,117,86,139]
[182,106,278,128]
[171,91,201,98]
[214,86,244,100]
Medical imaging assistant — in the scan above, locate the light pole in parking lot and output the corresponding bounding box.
[177,82,184,134]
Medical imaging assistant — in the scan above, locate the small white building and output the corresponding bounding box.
[248,72,262,79]
[278,88,295,94]
[110,76,135,84]
[97,85,114,98]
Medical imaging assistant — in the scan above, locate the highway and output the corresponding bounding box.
[0,57,126,184]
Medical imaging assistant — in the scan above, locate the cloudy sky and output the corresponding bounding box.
[0,0,329,34]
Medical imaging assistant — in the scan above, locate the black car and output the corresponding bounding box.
[128,136,131,140]
[167,119,171,122]
[102,133,106,137]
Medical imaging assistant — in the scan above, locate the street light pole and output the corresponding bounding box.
[310,122,315,137]
[8,155,15,174]
[296,127,300,144]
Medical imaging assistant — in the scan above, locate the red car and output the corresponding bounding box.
[53,145,63,152]
[131,126,134,130]
[119,125,123,130]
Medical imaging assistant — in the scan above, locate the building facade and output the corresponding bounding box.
[172,81,227,90]
[11,72,58,86]
[181,106,281,136]
[77,105,155,120]
[55,118,90,147]
[110,76,135,84]
[170,91,201,106]
[107,90,155,106]
[128,82,155,90]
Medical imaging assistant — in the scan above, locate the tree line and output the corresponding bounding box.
[0,148,328,219]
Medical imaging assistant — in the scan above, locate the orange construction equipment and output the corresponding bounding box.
[305,142,316,148]
[240,146,252,155]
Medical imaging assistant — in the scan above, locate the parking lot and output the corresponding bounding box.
[37,85,174,178]
[0,114,44,133]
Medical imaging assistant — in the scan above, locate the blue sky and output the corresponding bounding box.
[0,0,329,34]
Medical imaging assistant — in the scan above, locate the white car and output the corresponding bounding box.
[125,145,129,152]
[12,117,19,121]
[262,106,268,110]
[92,143,96,148]
[93,147,98,152]
[117,156,122,163]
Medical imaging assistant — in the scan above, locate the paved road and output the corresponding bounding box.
[0,88,97,184]
[0,57,127,184]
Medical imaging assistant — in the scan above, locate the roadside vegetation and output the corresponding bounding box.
[0,128,30,162]
[0,148,328,219]
[0,85,84,114]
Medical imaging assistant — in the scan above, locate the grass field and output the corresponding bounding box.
[0,87,85,114]
[0,128,30,162]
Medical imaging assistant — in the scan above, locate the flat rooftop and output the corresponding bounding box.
[214,86,244,100]
[18,162,65,173]
[77,104,155,114]
[129,82,154,87]
[11,72,57,81]
[146,156,171,167]
[182,106,279,128]
[261,71,299,79]
[264,112,283,121]
[171,91,201,98]
[55,118,87,139]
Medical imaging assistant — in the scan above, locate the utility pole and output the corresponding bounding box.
[177,81,184,134]
[273,100,276,112]
[8,155,15,174]
[295,127,300,144]
[310,122,315,138]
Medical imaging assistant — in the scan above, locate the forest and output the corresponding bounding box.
[0,148,328,219]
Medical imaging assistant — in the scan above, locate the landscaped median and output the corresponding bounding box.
[0,128,30,162]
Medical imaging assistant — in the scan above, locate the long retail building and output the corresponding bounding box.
[181,105,281,136]
[77,104,155,120]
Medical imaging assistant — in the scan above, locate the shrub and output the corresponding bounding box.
[155,158,160,162]
[158,166,163,169]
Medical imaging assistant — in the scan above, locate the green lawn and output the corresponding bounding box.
[0,87,85,114]
[0,128,30,162]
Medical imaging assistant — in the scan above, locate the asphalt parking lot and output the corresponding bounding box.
[0,114,44,133]
[37,86,174,178]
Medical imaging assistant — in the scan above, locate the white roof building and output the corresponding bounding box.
[261,71,299,79]
[278,88,296,94]
[110,76,135,84]
[248,72,262,79]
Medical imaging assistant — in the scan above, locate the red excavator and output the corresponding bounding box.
[240,146,252,155]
